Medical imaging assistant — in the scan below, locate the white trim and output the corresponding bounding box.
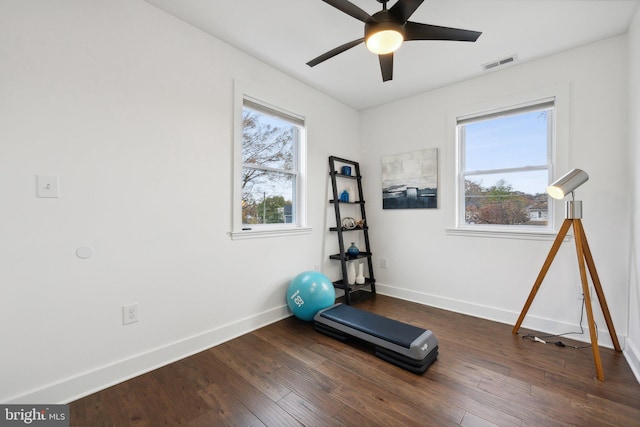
[243,97,305,127]
[624,338,640,383]
[446,83,571,236]
[456,100,554,232]
[9,286,637,403]
[376,282,623,350]
[5,305,293,404]
[230,226,312,240]
[232,79,309,237]
[446,227,570,241]
[457,98,555,125]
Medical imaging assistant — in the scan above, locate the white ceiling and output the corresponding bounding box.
[144,0,639,110]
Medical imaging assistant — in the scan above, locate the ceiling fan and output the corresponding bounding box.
[307,0,482,81]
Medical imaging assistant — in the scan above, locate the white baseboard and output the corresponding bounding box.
[623,338,640,383]
[7,305,292,404]
[9,289,637,404]
[376,283,625,350]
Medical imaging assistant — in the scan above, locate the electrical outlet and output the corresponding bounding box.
[380,258,388,269]
[122,303,138,325]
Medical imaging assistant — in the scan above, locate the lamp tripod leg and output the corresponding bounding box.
[512,219,572,334]
[576,220,621,352]
[573,219,605,381]
[512,216,618,380]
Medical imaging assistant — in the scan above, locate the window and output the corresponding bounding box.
[456,99,554,232]
[232,97,308,238]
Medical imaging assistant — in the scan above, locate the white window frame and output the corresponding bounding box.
[457,99,555,232]
[445,84,570,240]
[231,83,310,240]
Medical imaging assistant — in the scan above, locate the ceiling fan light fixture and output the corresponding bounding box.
[365,15,405,55]
[366,28,404,54]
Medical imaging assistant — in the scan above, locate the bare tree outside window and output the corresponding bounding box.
[464,178,548,225]
[241,105,298,225]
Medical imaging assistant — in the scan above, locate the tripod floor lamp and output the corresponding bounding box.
[512,169,621,381]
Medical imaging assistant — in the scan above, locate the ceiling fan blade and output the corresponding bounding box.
[321,0,372,23]
[405,22,482,42]
[379,53,393,82]
[307,38,365,67]
[389,0,424,23]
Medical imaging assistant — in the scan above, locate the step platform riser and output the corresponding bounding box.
[314,303,439,374]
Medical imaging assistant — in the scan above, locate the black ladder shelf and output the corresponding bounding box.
[328,156,376,304]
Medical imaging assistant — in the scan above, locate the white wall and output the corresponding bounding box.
[361,36,631,349]
[627,6,640,380]
[0,1,360,403]
[3,2,638,404]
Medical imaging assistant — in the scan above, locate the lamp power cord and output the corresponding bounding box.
[521,297,595,349]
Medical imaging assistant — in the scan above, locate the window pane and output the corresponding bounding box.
[464,110,549,171]
[242,106,296,171]
[235,95,306,235]
[242,168,295,225]
[464,170,549,226]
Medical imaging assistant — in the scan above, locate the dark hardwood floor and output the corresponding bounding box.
[70,295,640,426]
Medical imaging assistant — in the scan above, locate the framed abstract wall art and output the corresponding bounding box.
[382,149,438,209]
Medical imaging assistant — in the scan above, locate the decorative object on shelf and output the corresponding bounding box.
[347,261,356,285]
[347,186,355,202]
[341,165,352,176]
[347,242,359,258]
[382,148,438,209]
[356,263,365,285]
[341,217,356,230]
[340,189,349,202]
[356,219,366,229]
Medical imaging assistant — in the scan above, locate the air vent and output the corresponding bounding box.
[482,55,517,71]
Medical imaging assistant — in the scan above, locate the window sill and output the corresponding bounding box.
[230,226,312,240]
[446,227,571,241]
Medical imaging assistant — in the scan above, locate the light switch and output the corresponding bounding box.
[36,175,60,198]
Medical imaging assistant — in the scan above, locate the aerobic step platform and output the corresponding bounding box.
[314,303,439,374]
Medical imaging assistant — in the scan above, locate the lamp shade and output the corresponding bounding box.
[547,169,589,199]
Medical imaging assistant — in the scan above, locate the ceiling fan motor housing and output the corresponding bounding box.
[365,10,405,39]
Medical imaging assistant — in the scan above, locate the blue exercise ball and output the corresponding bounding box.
[286,271,336,321]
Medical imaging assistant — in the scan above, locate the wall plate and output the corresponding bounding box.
[36,175,60,198]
